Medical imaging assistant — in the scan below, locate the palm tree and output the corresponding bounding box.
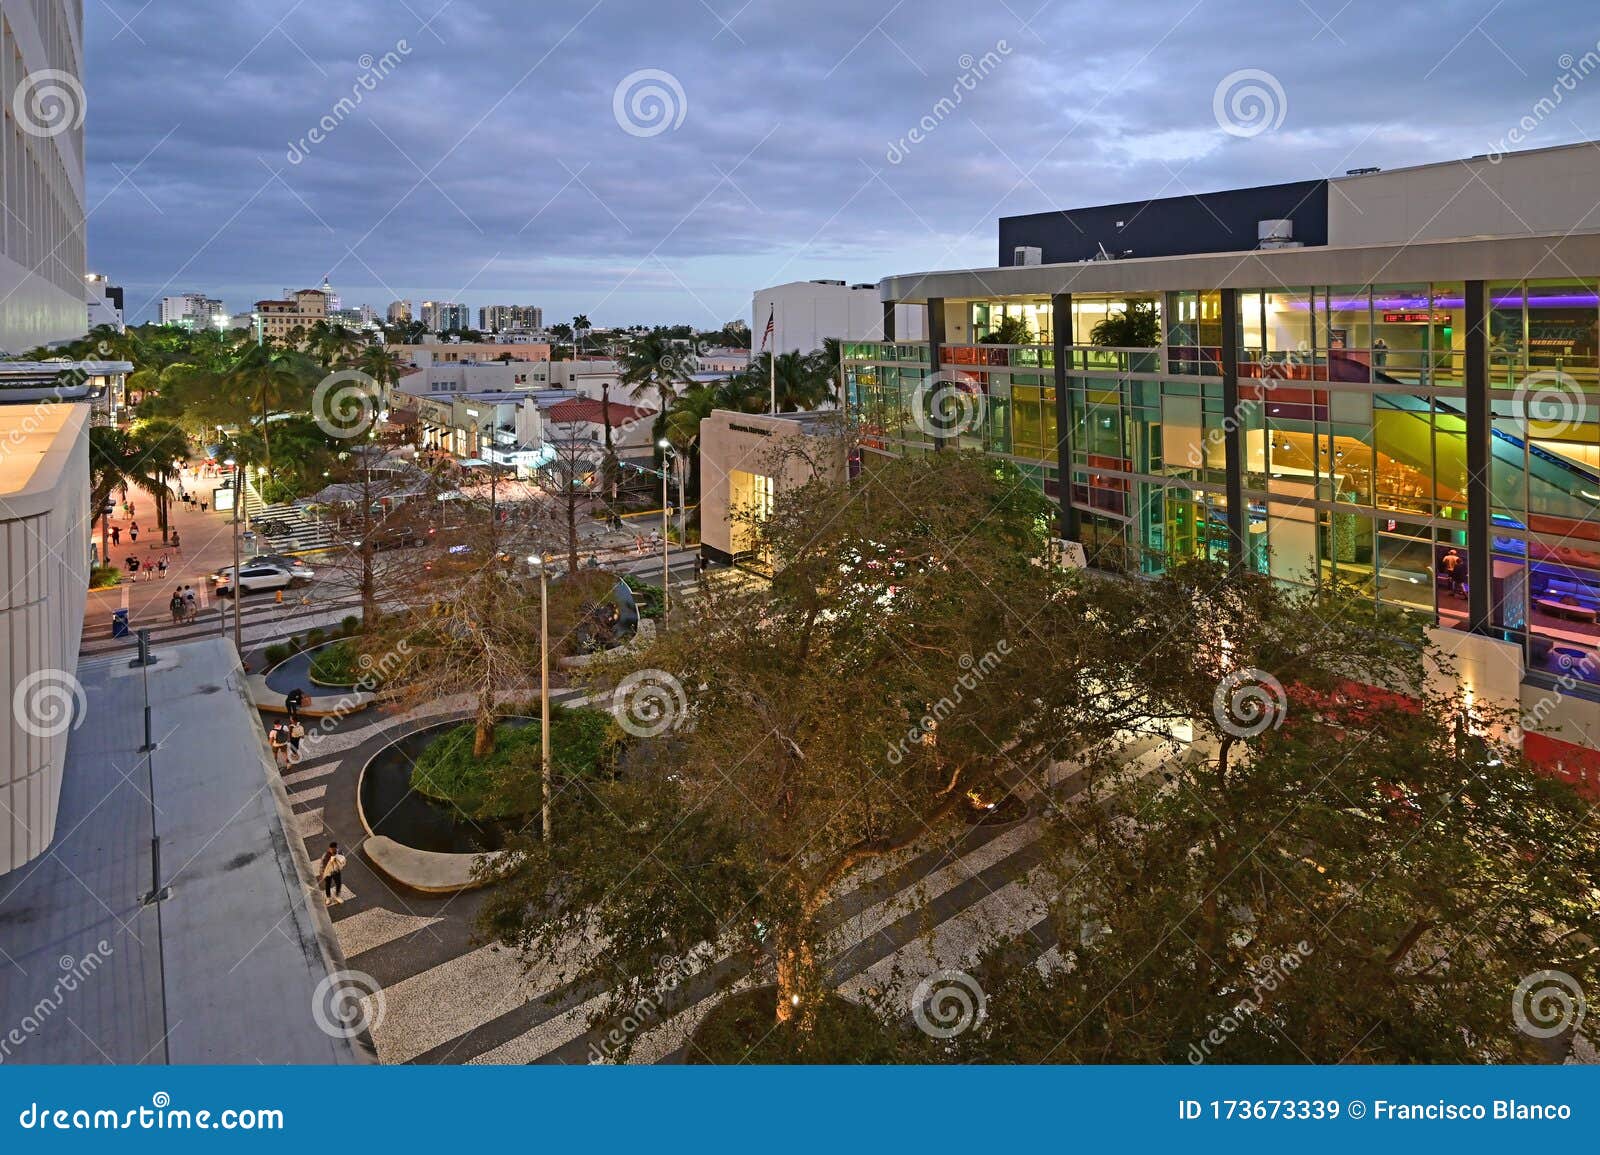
[88,425,151,561]
[356,343,405,411]
[748,350,830,413]
[619,330,693,428]
[980,314,1035,345]
[224,345,313,473]
[130,421,192,543]
[572,314,590,354]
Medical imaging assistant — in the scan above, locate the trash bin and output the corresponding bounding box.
[111,608,130,639]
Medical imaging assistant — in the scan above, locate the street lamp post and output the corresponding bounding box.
[528,555,552,842]
[226,457,241,654]
[657,440,673,629]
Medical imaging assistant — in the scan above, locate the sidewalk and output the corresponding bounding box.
[86,466,257,630]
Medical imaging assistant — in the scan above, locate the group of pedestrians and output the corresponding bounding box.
[167,585,202,623]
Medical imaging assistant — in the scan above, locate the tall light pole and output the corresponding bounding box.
[226,457,241,654]
[657,439,673,629]
[527,554,551,842]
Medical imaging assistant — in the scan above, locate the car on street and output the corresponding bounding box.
[358,526,423,551]
[213,561,312,596]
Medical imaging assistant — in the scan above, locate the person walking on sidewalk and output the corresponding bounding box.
[285,686,305,722]
[110,525,120,547]
[286,718,305,765]
[170,529,181,552]
[157,556,169,579]
[268,722,289,770]
[319,842,346,906]
[129,522,138,544]
[183,585,198,621]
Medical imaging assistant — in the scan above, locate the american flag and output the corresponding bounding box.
[759,306,775,352]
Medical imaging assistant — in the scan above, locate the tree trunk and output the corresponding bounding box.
[474,695,497,758]
[566,493,579,575]
[360,544,377,628]
[773,934,816,1029]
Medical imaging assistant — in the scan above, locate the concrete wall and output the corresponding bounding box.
[0,403,89,873]
[753,282,926,356]
[698,410,846,562]
[1329,142,1600,248]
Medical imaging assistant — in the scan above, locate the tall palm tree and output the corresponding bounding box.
[619,329,693,428]
[356,343,405,411]
[572,314,590,355]
[224,345,313,473]
[88,425,152,561]
[749,350,829,413]
[131,421,193,543]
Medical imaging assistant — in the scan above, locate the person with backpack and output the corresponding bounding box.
[287,719,305,765]
[268,723,289,770]
[169,591,184,624]
[319,842,346,906]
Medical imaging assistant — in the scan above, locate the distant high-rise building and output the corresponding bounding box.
[320,275,342,313]
[387,300,413,324]
[0,0,87,352]
[253,288,328,344]
[85,274,124,332]
[421,301,471,332]
[159,292,225,330]
[479,304,543,332]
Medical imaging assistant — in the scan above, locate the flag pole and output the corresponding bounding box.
[768,306,777,415]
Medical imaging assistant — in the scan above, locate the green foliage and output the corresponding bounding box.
[340,614,361,636]
[262,643,291,666]
[411,707,619,819]
[1089,299,1161,347]
[686,988,908,1064]
[89,565,121,590]
[979,313,1034,345]
[307,639,361,686]
[623,575,664,619]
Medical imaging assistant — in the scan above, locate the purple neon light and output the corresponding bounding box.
[1283,293,1600,310]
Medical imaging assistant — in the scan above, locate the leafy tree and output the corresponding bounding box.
[619,329,693,421]
[864,558,1600,1064]
[223,344,316,473]
[479,450,1100,1042]
[128,420,192,543]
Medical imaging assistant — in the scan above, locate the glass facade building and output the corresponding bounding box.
[848,237,1600,697]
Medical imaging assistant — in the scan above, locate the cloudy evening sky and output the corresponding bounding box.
[85,0,1600,328]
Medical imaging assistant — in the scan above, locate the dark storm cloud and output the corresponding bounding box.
[85,0,1600,325]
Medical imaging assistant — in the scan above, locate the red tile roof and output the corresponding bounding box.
[544,398,654,425]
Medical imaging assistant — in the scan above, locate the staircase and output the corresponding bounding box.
[238,479,341,554]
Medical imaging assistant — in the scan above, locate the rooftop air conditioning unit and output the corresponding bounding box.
[1013,245,1043,267]
[1257,218,1302,250]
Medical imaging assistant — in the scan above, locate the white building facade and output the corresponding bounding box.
[0,0,87,353]
[752,280,926,358]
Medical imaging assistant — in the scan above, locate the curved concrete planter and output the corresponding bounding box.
[362,835,500,894]
[354,715,503,895]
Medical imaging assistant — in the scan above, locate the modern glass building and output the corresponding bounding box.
[845,144,1600,749]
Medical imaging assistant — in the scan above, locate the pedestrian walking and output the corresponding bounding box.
[170,530,181,551]
[126,554,139,574]
[268,723,289,770]
[110,525,120,546]
[183,585,198,621]
[319,842,346,906]
[287,719,305,765]
[129,524,139,544]
[200,500,208,512]
[285,686,305,722]
[157,556,168,579]
[169,591,185,624]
